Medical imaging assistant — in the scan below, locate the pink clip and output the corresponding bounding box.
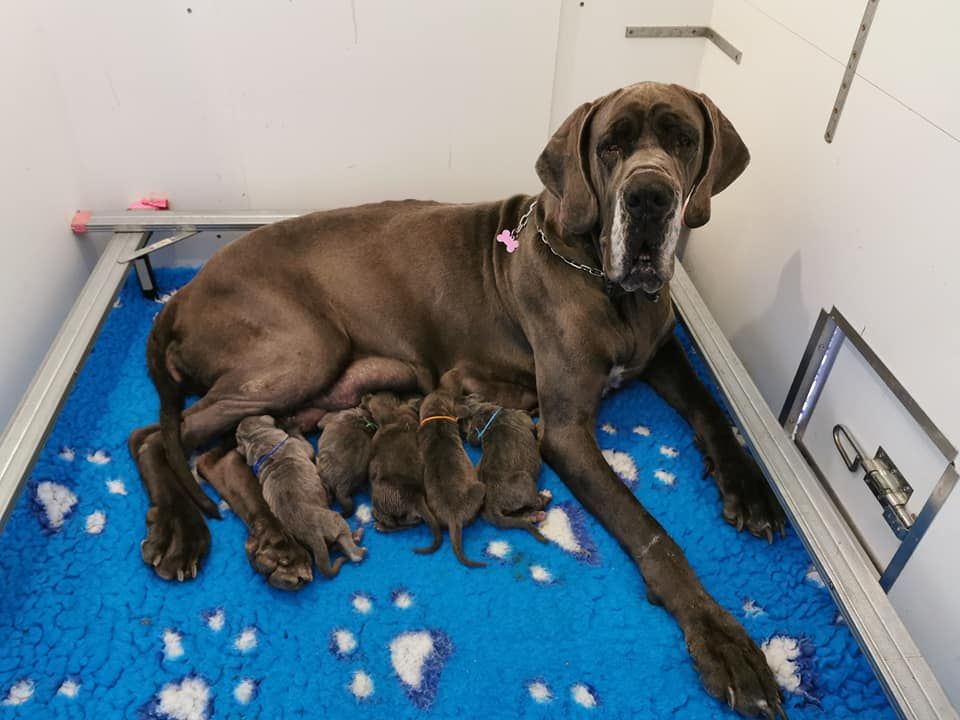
[71,210,92,233]
[127,195,169,211]
[496,230,519,253]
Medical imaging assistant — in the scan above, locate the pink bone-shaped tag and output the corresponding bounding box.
[496,230,519,253]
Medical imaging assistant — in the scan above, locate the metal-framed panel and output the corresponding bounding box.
[779,307,957,591]
[0,213,952,718]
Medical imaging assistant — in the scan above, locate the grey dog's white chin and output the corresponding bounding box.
[620,263,665,294]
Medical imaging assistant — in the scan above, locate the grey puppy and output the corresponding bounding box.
[316,407,377,517]
[461,395,551,542]
[363,393,441,541]
[417,389,486,568]
[235,415,366,578]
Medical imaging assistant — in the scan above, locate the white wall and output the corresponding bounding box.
[35,0,562,212]
[548,0,711,128]
[0,4,101,432]
[686,0,960,705]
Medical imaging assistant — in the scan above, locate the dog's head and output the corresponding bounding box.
[536,82,748,294]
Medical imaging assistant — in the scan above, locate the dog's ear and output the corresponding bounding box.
[683,92,749,229]
[535,100,604,235]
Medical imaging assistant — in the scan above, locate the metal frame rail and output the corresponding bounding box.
[0,210,953,719]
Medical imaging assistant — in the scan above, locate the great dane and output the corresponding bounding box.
[130,82,787,717]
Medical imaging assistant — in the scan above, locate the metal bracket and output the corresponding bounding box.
[625,26,742,64]
[824,0,880,143]
[118,228,199,264]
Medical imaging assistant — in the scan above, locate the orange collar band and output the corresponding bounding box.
[419,415,458,428]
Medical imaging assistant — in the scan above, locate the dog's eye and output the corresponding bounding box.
[599,143,620,159]
[676,133,695,150]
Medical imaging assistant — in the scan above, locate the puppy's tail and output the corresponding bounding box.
[148,326,221,519]
[312,541,347,579]
[450,521,486,569]
[413,498,443,555]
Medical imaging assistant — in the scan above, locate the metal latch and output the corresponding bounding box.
[833,424,915,539]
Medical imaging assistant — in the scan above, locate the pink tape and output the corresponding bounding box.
[71,210,92,233]
[127,196,169,211]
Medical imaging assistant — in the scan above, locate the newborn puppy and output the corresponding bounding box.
[363,393,440,540]
[461,395,551,542]
[235,415,366,578]
[316,406,377,517]
[417,389,486,568]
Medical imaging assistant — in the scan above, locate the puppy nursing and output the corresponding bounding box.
[235,416,367,578]
[315,407,377,517]
[363,393,440,538]
[417,390,487,568]
[461,395,551,542]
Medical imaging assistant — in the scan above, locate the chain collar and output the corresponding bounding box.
[507,200,661,302]
[509,200,605,280]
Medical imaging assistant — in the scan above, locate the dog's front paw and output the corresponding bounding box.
[245,518,313,590]
[685,604,786,718]
[708,450,787,542]
[141,503,210,582]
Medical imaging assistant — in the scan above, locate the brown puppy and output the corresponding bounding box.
[363,393,440,541]
[417,389,486,568]
[316,407,377,517]
[461,395,551,542]
[235,415,366,578]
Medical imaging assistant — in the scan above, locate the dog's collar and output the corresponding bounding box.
[419,415,458,428]
[475,407,502,443]
[250,437,287,476]
[504,200,660,303]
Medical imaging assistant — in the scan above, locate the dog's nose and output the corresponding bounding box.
[624,182,674,221]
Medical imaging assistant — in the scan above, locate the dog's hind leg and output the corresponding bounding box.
[330,521,367,563]
[486,512,549,543]
[132,429,211,581]
[141,323,351,582]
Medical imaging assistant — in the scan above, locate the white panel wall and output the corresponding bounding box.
[549,0,712,128]
[36,0,562,211]
[0,5,101,432]
[687,0,960,705]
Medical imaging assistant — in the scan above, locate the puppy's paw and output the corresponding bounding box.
[245,518,313,590]
[686,604,786,718]
[709,450,787,543]
[141,503,210,582]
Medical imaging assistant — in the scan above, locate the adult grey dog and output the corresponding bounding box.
[130,81,787,717]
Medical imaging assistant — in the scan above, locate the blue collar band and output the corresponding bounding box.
[476,407,502,443]
[251,437,287,476]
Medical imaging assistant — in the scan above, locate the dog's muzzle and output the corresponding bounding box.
[606,173,682,294]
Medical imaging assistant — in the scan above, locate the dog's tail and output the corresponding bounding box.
[147,325,221,519]
[413,498,443,555]
[449,521,486,569]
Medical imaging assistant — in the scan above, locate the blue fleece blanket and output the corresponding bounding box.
[0,268,893,719]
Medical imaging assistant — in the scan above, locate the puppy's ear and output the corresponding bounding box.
[535,99,605,235]
[683,92,749,228]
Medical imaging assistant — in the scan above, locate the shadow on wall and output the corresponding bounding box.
[729,250,811,410]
